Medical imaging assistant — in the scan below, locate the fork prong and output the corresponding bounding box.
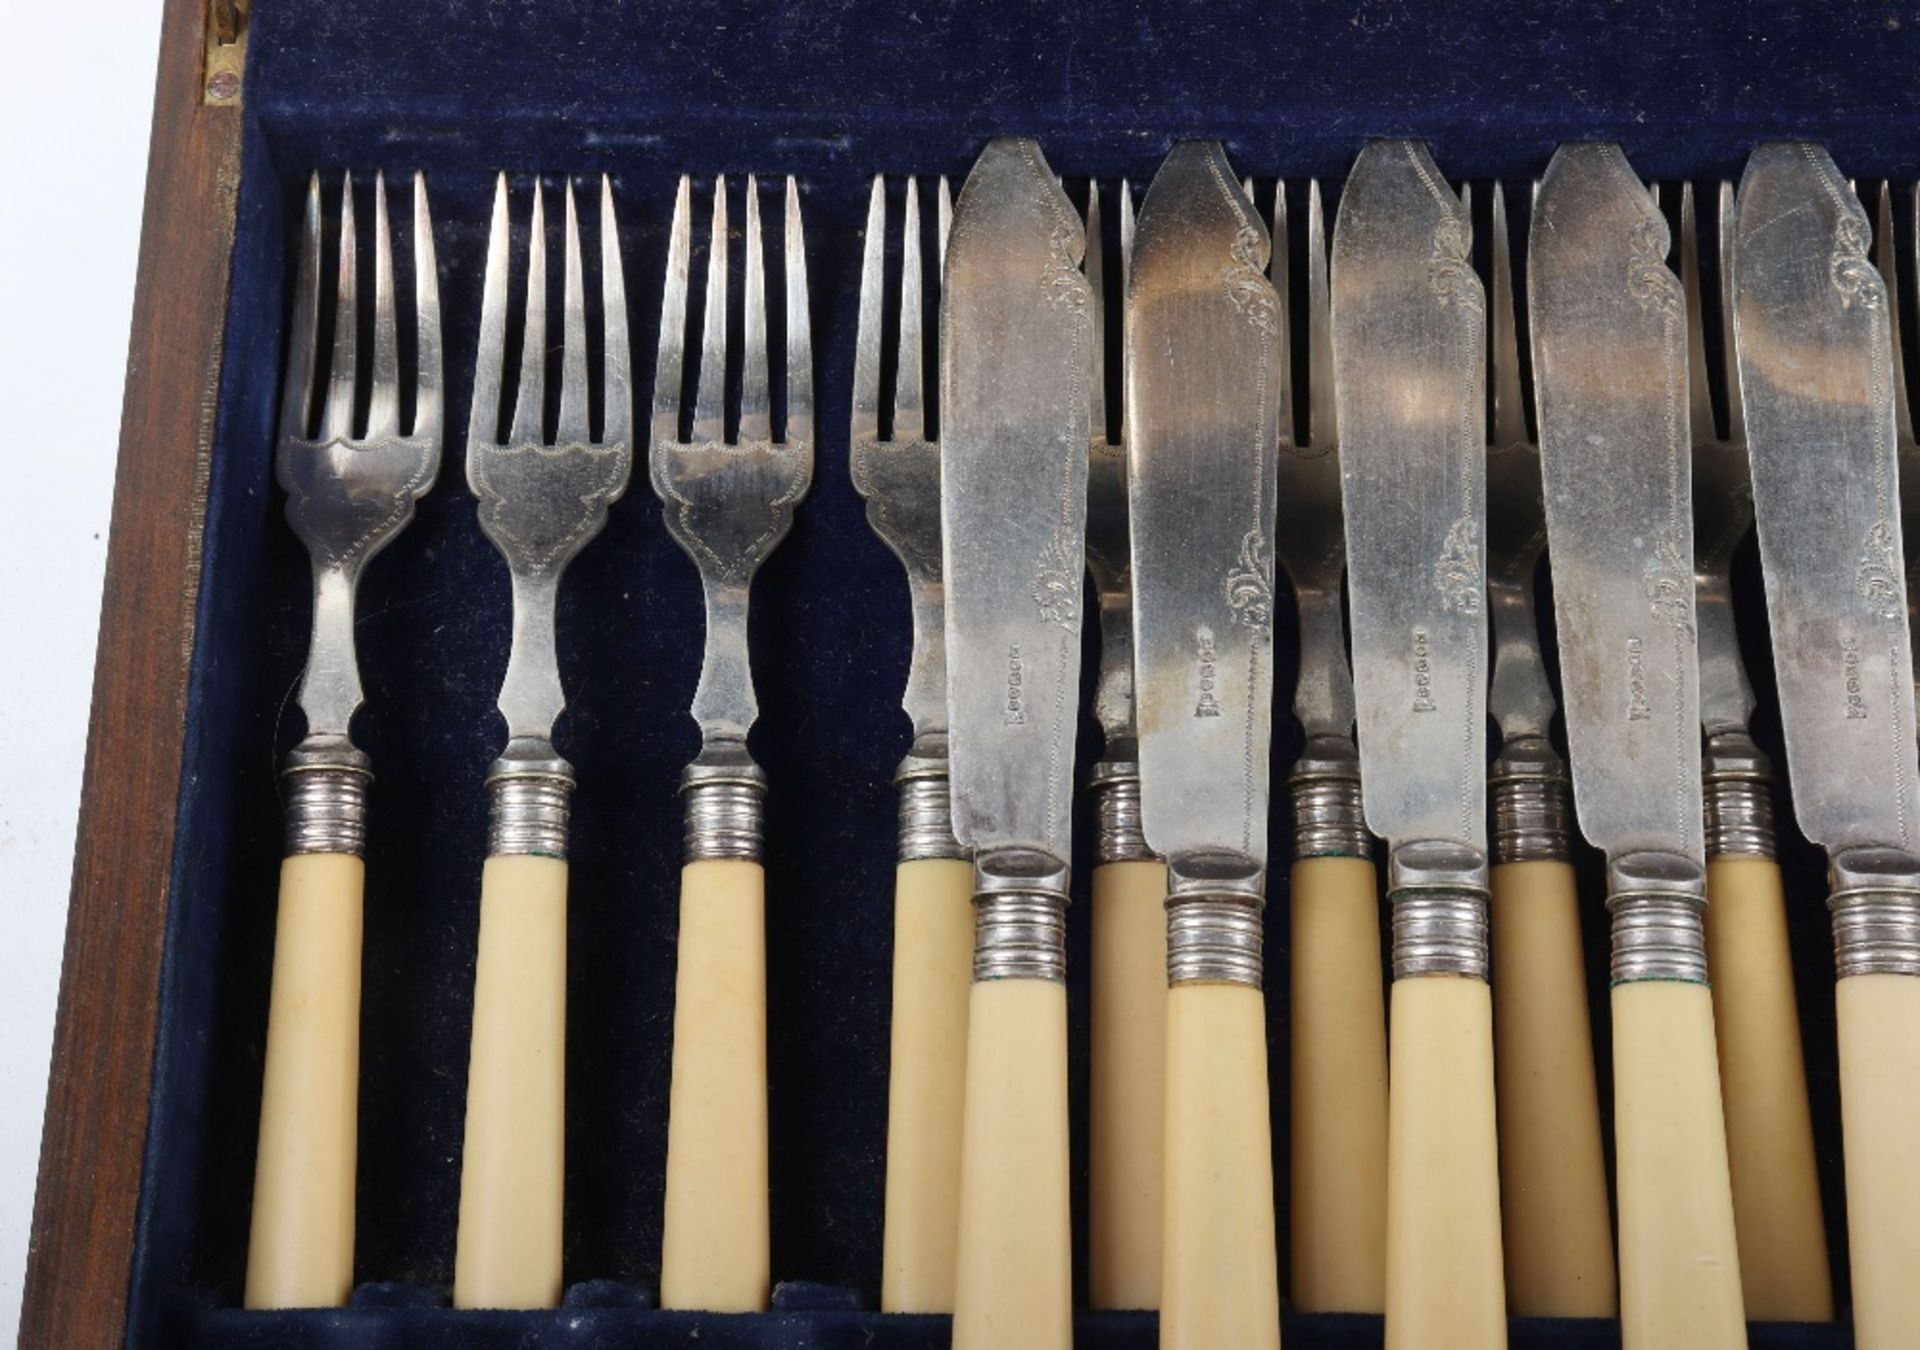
[852,176,886,443]
[280,173,323,441]
[366,173,402,439]
[320,171,360,442]
[894,178,927,441]
[599,175,631,450]
[556,179,592,445]
[1490,182,1528,447]
[1270,180,1293,447]
[740,176,772,442]
[1086,179,1107,439]
[1679,183,1717,445]
[1717,182,1744,443]
[1117,180,1133,442]
[509,183,548,445]
[467,174,512,457]
[938,176,953,271]
[652,176,693,449]
[411,172,443,442]
[692,177,729,443]
[1875,181,1914,444]
[1306,179,1336,448]
[784,175,814,446]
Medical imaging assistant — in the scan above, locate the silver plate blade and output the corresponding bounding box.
[1734,141,1920,856]
[1332,139,1488,852]
[1530,143,1704,866]
[941,138,1094,860]
[1128,142,1283,870]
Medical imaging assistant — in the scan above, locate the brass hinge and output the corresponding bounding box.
[203,0,250,106]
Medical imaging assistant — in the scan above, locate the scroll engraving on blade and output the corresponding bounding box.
[941,139,1092,859]
[1735,143,1918,859]
[1529,144,1703,868]
[1334,139,1488,855]
[1130,143,1281,874]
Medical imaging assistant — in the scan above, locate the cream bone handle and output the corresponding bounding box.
[952,854,1073,1350]
[1159,872,1280,1350]
[1287,823,1389,1319]
[1827,864,1920,1350]
[1383,874,1507,1350]
[1486,753,1617,1318]
[1607,870,1746,1350]
[1087,763,1168,1311]
[246,745,373,1311]
[880,762,974,1314]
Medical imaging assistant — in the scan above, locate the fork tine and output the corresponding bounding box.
[1679,183,1717,445]
[509,183,548,445]
[938,176,952,271]
[556,179,592,444]
[1086,179,1107,439]
[599,175,631,450]
[1307,179,1336,447]
[366,173,401,439]
[1490,182,1528,447]
[1117,180,1133,442]
[652,176,693,449]
[411,172,443,442]
[852,176,886,443]
[320,171,359,442]
[1717,182,1744,443]
[1875,181,1914,444]
[280,173,323,441]
[740,176,772,442]
[467,174,512,455]
[1269,181,1293,446]
[894,178,926,441]
[784,175,814,445]
[692,177,729,443]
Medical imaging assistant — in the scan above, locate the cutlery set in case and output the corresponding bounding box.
[24,2,1920,1348]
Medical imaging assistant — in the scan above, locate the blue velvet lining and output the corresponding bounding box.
[124,0,1912,1343]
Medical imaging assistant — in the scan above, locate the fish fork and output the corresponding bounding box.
[850,174,971,1313]
[1267,179,1390,1314]
[452,175,631,1310]
[247,170,440,1311]
[1475,180,1616,1317]
[1685,178,1831,1320]
[651,174,813,1313]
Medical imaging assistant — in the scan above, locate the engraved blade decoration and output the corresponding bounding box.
[941,138,1094,861]
[1332,140,1488,856]
[1734,142,1919,857]
[1529,143,1703,867]
[1129,142,1283,872]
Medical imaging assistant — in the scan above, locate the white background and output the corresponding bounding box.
[0,2,165,1338]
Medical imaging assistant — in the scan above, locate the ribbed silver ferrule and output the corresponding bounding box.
[282,738,373,856]
[1608,892,1708,984]
[1701,732,1777,859]
[896,754,965,862]
[972,848,1071,982]
[682,758,768,863]
[487,768,574,858]
[1830,890,1920,978]
[1489,740,1572,864]
[1289,747,1371,859]
[1166,896,1264,987]
[1089,761,1152,864]
[1390,887,1490,979]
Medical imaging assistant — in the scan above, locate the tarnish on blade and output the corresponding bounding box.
[1734,142,1920,861]
[1128,142,1282,882]
[1530,143,1705,870]
[1332,140,1489,872]
[941,138,1093,864]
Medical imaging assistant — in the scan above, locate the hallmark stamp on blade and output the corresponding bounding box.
[1842,638,1868,720]
[1005,644,1026,725]
[1411,627,1437,713]
[1195,626,1222,718]
[1626,637,1651,721]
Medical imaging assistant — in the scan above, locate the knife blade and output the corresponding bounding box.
[1332,138,1505,1349]
[942,135,1091,1350]
[1735,139,1920,1348]
[1532,140,1745,1350]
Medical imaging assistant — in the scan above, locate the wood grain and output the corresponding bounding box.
[18,0,242,1342]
